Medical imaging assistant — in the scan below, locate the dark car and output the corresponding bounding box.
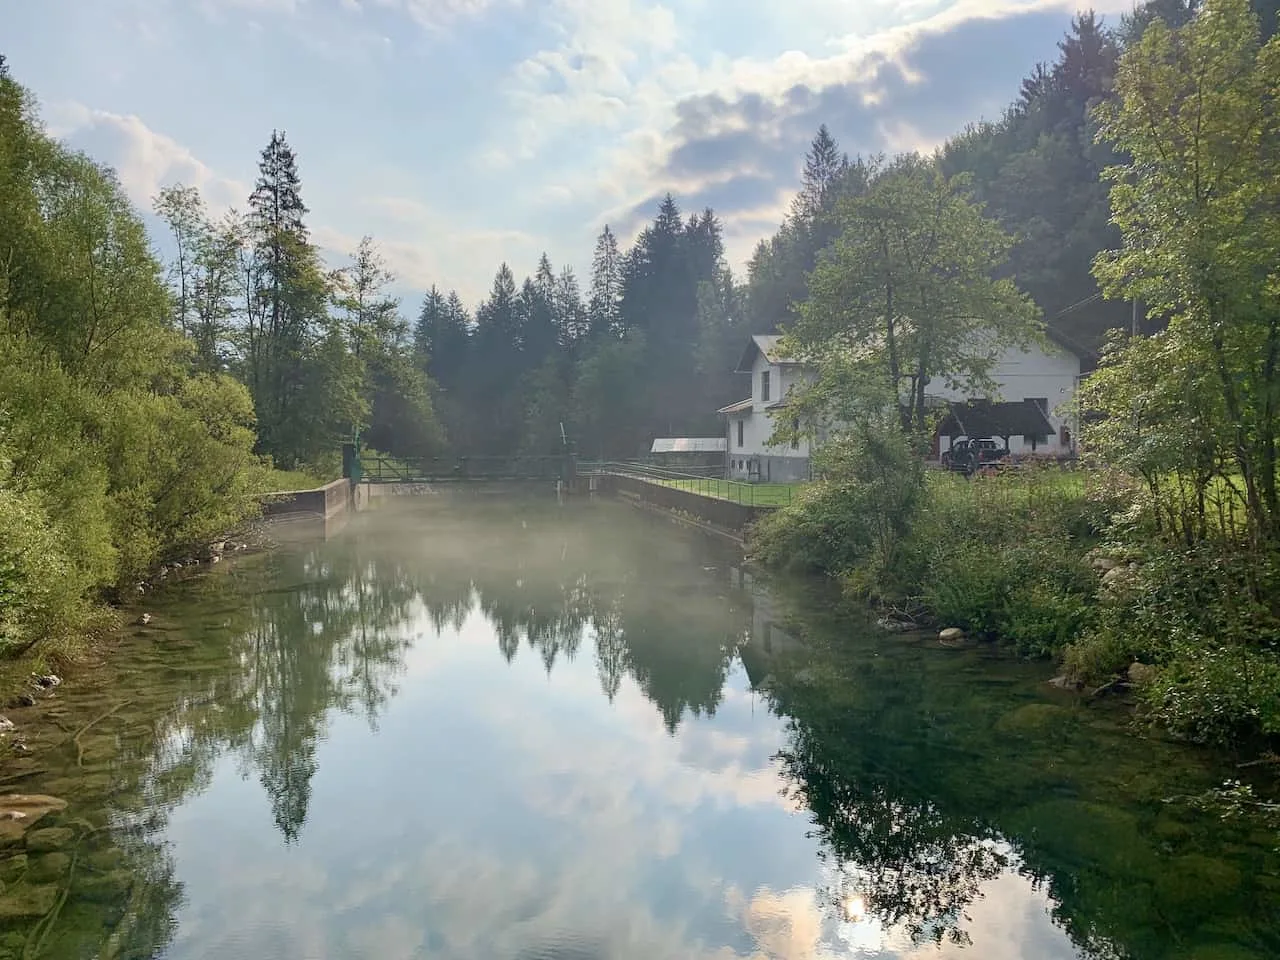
[942,437,1010,474]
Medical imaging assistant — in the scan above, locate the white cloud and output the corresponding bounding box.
[46,101,250,213]
[370,0,520,31]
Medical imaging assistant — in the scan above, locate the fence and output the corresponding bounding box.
[360,455,570,483]
[584,460,794,507]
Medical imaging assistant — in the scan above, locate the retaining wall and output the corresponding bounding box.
[598,473,774,533]
[262,478,364,520]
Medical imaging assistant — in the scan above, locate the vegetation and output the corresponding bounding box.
[754,0,1280,749]
[0,57,266,658]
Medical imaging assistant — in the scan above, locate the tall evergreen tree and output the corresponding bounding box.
[589,225,623,337]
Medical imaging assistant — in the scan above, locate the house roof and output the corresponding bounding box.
[733,335,808,373]
[650,437,727,453]
[717,398,753,415]
[937,399,1056,439]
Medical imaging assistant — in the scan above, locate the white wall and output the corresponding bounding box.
[926,339,1081,455]
[725,351,811,477]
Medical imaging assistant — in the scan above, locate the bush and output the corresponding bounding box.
[0,486,94,655]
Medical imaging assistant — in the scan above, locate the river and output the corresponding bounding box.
[0,491,1276,959]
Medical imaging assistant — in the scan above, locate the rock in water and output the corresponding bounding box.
[0,717,13,734]
[24,826,74,853]
[0,796,67,846]
[0,883,58,919]
[938,627,966,643]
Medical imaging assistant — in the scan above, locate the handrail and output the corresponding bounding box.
[588,460,792,507]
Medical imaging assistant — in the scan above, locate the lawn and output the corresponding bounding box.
[654,476,801,506]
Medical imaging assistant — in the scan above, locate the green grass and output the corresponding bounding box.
[655,476,801,506]
[263,467,333,492]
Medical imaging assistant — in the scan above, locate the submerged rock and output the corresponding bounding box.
[1047,674,1082,690]
[995,702,1071,735]
[25,826,74,853]
[0,796,67,846]
[30,674,60,689]
[0,855,27,883]
[0,883,58,919]
[26,851,70,882]
[78,869,133,904]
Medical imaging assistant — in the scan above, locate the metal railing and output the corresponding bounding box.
[360,455,571,483]
[586,460,794,507]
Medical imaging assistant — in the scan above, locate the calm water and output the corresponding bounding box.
[1,492,1278,960]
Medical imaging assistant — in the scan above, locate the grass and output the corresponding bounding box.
[655,476,801,506]
[263,467,333,492]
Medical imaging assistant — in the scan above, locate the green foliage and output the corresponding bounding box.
[1092,0,1280,545]
[0,66,265,657]
[786,152,1042,436]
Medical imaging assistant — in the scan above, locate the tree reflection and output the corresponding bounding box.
[744,577,1280,960]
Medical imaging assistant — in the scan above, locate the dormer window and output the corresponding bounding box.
[761,370,771,402]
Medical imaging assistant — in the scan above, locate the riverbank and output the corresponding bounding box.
[750,462,1280,750]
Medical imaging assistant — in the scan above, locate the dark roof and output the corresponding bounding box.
[937,400,1055,438]
[733,335,809,373]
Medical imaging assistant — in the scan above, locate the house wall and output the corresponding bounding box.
[926,340,1081,456]
[725,351,814,479]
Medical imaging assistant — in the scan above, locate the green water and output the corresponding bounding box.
[0,492,1277,959]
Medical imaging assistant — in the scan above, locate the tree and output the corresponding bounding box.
[788,154,1042,436]
[588,225,623,338]
[1091,0,1280,544]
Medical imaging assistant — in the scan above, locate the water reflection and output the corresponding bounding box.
[0,493,1276,960]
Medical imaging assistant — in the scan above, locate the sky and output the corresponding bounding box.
[4,0,1134,309]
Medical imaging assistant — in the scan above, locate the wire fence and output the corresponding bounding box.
[587,460,795,507]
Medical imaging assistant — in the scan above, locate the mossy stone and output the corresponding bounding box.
[0,882,58,919]
[26,851,70,882]
[24,827,73,852]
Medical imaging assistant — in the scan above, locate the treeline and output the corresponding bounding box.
[0,58,264,656]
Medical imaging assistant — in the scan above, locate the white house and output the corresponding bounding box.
[718,332,1088,480]
[718,335,816,482]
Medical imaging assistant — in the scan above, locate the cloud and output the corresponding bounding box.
[47,102,250,212]
[370,0,520,31]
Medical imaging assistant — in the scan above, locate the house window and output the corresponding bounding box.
[791,417,800,450]
[737,419,744,448]
[761,370,771,402]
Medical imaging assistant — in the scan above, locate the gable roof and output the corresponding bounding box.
[733,335,809,373]
[937,399,1056,439]
[717,398,753,415]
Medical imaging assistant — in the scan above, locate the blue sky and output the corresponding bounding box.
[4,0,1130,307]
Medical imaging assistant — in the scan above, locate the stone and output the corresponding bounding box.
[0,855,26,883]
[86,847,126,872]
[938,627,966,643]
[1128,661,1158,685]
[77,870,133,904]
[995,702,1071,734]
[25,852,70,883]
[24,827,74,852]
[0,796,67,846]
[0,717,12,734]
[1101,565,1131,588]
[0,883,58,919]
[8,695,34,709]
[30,674,60,689]
[1047,674,1081,690]
[139,613,153,625]
[1091,556,1120,572]
[208,540,227,555]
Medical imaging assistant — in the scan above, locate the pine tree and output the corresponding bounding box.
[414,286,447,359]
[589,225,623,337]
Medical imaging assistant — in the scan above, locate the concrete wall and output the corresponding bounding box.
[262,478,360,520]
[599,473,774,534]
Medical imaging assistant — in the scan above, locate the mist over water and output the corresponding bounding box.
[2,492,1277,960]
